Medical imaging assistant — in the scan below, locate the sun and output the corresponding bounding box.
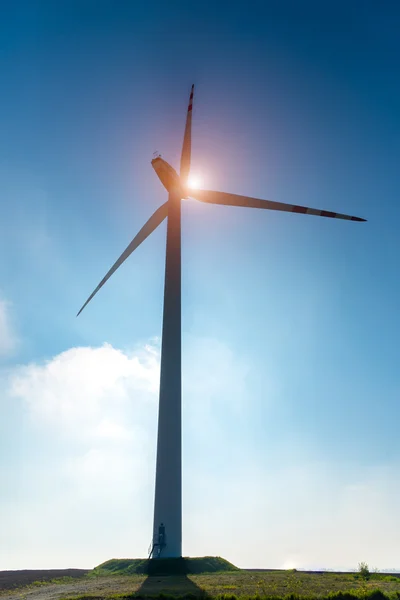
[187,174,202,189]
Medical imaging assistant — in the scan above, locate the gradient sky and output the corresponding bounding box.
[1,0,400,571]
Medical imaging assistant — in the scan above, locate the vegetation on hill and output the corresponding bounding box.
[92,556,239,576]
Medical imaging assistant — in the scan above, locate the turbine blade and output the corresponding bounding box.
[77,202,168,317]
[189,190,367,222]
[180,84,194,186]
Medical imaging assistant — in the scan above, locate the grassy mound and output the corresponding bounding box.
[93,556,239,576]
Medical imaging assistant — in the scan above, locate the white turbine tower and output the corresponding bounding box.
[77,85,366,560]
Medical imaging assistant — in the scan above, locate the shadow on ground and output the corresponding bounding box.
[134,574,208,598]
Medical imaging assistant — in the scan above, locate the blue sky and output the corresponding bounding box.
[1,0,399,570]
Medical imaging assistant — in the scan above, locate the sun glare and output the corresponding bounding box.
[187,174,202,189]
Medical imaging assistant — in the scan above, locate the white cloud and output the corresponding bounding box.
[2,342,161,568]
[0,297,18,357]
[9,342,160,439]
[1,337,400,572]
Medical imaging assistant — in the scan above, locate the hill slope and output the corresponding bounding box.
[93,556,239,575]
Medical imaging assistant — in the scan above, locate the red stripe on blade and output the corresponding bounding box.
[188,104,192,111]
[292,205,308,214]
[321,210,336,218]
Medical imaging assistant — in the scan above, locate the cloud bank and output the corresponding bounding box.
[1,338,399,571]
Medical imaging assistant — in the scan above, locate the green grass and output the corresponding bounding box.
[53,568,400,600]
[91,560,148,576]
[2,560,399,600]
[92,557,239,576]
[31,578,78,586]
[57,591,400,600]
[188,571,400,599]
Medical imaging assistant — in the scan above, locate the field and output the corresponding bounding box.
[1,563,400,600]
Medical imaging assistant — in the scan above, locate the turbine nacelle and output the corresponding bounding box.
[151,156,187,197]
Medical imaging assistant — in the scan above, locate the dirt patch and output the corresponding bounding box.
[0,570,89,592]
[0,575,144,600]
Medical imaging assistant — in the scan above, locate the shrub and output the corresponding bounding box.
[358,562,371,580]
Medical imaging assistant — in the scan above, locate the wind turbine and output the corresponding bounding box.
[77,85,366,560]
